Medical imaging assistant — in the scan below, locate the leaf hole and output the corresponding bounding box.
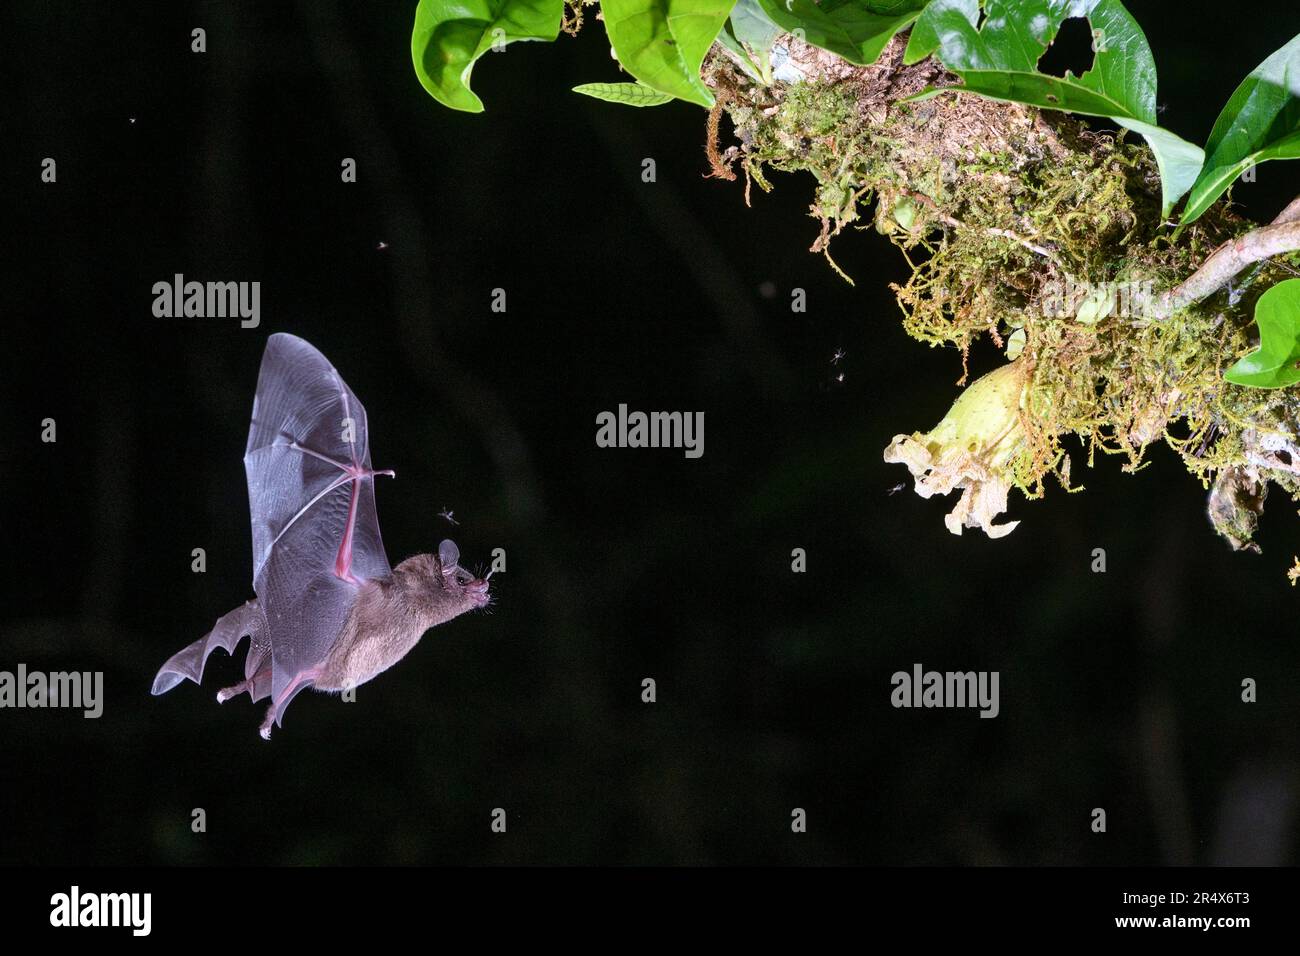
[1036,17,1096,78]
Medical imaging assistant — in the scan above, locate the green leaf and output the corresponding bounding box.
[903,0,977,65]
[573,82,677,106]
[411,0,565,113]
[754,0,927,67]
[1225,279,1300,389]
[601,0,738,108]
[1114,118,1208,221]
[1180,34,1300,227]
[719,0,783,84]
[908,0,1203,217]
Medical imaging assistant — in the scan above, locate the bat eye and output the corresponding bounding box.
[438,539,460,573]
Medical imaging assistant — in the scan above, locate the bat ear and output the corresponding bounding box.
[438,539,460,573]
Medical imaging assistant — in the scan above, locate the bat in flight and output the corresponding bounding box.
[151,333,490,738]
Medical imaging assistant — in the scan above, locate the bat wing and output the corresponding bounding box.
[244,333,393,725]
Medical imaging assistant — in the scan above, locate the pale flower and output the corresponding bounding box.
[884,363,1028,539]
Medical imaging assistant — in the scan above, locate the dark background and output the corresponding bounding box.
[1,0,1298,865]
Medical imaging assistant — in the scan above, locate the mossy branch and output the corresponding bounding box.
[1156,207,1300,319]
[704,33,1300,555]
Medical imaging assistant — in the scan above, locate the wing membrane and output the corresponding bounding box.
[243,333,393,711]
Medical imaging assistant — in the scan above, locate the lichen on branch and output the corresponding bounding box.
[703,32,1300,554]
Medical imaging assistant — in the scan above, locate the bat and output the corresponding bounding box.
[151,333,490,739]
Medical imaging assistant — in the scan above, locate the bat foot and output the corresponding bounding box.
[217,666,272,706]
[259,705,276,740]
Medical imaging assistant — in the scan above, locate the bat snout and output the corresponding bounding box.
[466,578,491,608]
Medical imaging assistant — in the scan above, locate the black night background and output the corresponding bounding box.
[1,0,1298,867]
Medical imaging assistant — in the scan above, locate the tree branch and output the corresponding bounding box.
[1153,197,1300,318]
[1274,195,1300,225]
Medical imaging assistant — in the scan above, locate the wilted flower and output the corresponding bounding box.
[884,362,1028,539]
[1207,466,1266,553]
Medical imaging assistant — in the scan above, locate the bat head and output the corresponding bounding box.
[433,538,491,612]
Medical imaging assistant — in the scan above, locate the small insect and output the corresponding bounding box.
[438,508,459,526]
[376,241,389,251]
[831,348,847,365]
[888,483,907,495]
